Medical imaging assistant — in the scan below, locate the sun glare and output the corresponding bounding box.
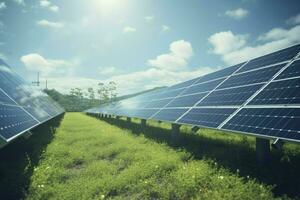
[92,0,128,16]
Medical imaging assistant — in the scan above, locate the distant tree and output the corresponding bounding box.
[87,87,96,107]
[97,82,109,104]
[87,87,95,100]
[108,81,117,101]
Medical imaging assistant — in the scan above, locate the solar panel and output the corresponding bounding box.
[0,59,64,142]
[222,108,300,141]
[86,44,300,142]
[178,108,236,128]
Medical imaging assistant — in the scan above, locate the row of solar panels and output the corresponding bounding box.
[0,59,64,142]
[86,44,300,142]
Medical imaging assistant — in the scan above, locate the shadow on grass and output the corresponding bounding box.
[90,115,300,199]
[0,114,64,200]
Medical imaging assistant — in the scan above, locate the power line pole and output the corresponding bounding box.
[32,72,40,86]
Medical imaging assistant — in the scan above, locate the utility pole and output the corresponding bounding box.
[32,72,40,87]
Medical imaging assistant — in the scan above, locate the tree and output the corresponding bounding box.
[108,81,117,101]
[87,87,95,100]
[97,82,109,104]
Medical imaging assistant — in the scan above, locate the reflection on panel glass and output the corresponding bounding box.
[237,44,300,73]
[218,64,283,89]
[198,84,263,106]
[151,108,188,121]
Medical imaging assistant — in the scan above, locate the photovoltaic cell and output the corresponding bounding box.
[133,109,159,119]
[223,108,300,140]
[0,104,38,140]
[218,64,284,89]
[144,98,173,108]
[275,59,300,80]
[151,108,188,122]
[168,77,200,90]
[237,44,300,73]
[150,88,185,100]
[166,93,208,108]
[0,90,16,105]
[198,84,263,106]
[178,108,236,128]
[249,77,300,105]
[182,78,225,95]
[195,63,243,84]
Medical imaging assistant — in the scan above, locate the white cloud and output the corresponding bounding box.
[14,0,25,6]
[39,0,59,12]
[47,66,216,96]
[123,26,136,33]
[42,40,216,96]
[0,2,6,10]
[49,5,59,12]
[0,52,6,60]
[208,31,247,55]
[147,40,193,71]
[99,66,118,76]
[225,8,249,20]
[36,20,64,28]
[208,25,300,65]
[145,16,154,22]
[162,25,170,32]
[20,53,73,76]
[286,13,300,25]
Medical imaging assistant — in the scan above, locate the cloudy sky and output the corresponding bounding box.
[0,0,300,96]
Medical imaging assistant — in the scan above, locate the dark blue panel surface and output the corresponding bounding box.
[237,44,300,73]
[195,63,243,84]
[0,89,16,105]
[223,108,300,141]
[219,64,284,89]
[167,93,208,108]
[145,98,173,108]
[151,108,188,121]
[168,77,200,90]
[249,77,300,105]
[178,108,236,128]
[198,84,263,106]
[275,59,300,80]
[133,109,159,119]
[151,88,185,100]
[182,78,225,95]
[0,63,63,121]
[0,104,38,140]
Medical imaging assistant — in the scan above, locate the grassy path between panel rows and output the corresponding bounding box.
[21,113,280,200]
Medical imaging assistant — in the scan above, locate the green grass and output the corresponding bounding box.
[1,113,299,199]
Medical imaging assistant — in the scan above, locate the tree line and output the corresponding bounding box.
[44,81,118,112]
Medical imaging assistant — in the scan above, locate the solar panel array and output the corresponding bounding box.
[0,59,64,142]
[86,44,300,142]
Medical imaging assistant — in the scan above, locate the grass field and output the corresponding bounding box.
[0,113,300,199]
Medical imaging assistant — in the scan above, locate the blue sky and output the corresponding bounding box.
[0,0,300,95]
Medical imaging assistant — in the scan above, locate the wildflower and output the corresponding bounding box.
[218,176,224,180]
[100,194,105,199]
[247,175,250,179]
[236,169,240,173]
